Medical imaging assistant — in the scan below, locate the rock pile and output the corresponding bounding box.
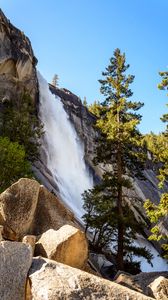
[0,178,167,299]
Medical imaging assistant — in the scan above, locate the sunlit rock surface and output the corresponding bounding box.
[0,179,74,240]
[0,178,40,240]
[28,257,154,300]
[0,9,38,104]
[35,225,88,269]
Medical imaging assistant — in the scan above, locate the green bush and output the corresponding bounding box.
[0,137,32,192]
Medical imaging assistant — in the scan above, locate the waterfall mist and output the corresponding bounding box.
[38,72,93,218]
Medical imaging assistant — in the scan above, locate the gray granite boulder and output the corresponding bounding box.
[0,178,40,240]
[28,257,154,300]
[0,241,32,300]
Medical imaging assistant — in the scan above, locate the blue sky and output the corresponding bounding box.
[1,0,168,133]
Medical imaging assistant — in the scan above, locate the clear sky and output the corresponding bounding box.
[1,0,168,133]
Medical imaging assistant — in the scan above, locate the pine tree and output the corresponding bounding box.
[83,96,88,107]
[0,137,32,192]
[52,74,59,87]
[83,49,152,271]
[88,100,102,117]
[144,70,168,258]
[1,92,43,161]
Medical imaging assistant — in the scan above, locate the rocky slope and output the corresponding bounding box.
[0,178,167,300]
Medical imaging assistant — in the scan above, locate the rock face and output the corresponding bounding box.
[35,225,88,269]
[0,241,32,300]
[0,178,74,240]
[114,271,168,298]
[0,178,40,240]
[28,257,154,300]
[49,85,97,165]
[0,9,38,109]
[32,185,74,236]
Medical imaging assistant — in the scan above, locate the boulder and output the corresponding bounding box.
[114,271,143,294]
[27,257,154,300]
[149,276,168,300]
[0,179,75,240]
[114,271,168,298]
[35,225,88,269]
[32,185,74,235]
[22,235,36,255]
[0,178,40,240]
[0,241,32,300]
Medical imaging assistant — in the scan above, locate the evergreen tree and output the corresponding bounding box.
[88,100,102,117]
[1,92,43,161]
[83,96,88,107]
[0,137,32,192]
[144,70,168,258]
[83,49,152,271]
[52,74,59,87]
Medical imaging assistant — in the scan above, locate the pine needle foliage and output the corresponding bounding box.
[144,70,168,258]
[1,92,44,161]
[83,49,152,271]
[0,137,32,192]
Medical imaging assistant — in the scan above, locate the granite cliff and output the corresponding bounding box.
[0,9,38,107]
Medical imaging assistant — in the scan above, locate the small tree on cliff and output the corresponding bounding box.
[83,96,88,107]
[83,49,152,271]
[144,70,168,258]
[88,100,102,117]
[52,74,59,87]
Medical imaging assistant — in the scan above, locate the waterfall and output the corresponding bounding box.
[38,72,93,218]
[37,71,167,272]
[135,237,168,272]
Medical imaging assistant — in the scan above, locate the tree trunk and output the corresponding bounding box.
[116,186,124,270]
[116,142,124,270]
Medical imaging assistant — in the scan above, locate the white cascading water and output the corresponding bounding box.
[136,237,168,272]
[38,72,93,219]
[38,71,167,272]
